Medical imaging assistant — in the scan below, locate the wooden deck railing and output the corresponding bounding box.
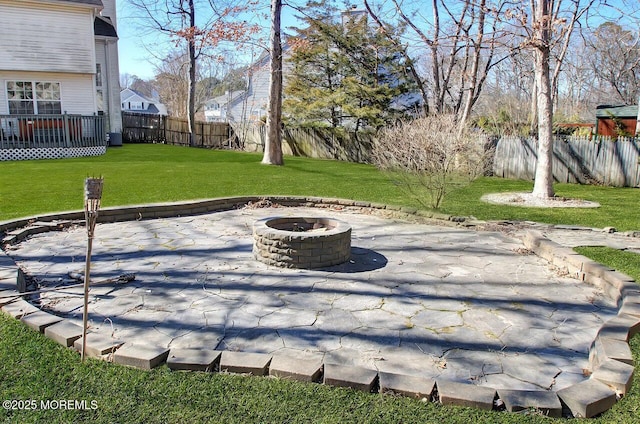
[0,114,106,149]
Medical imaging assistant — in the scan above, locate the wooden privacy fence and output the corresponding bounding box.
[493,136,640,187]
[121,112,164,143]
[283,127,373,163]
[122,112,234,149]
[229,122,373,163]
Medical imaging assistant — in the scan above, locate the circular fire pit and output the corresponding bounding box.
[253,217,351,268]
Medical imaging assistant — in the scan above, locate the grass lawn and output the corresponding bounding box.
[1,144,638,231]
[441,179,640,232]
[2,312,639,424]
[0,145,413,221]
[1,144,640,423]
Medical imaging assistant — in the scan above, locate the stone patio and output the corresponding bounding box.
[1,197,638,418]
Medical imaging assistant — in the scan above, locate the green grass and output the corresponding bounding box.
[2,312,640,424]
[1,311,639,424]
[1,145,638,231]
[573,247,640,282]
[440,178,640,232]
[0,145,414,221]
[1,144,640,423]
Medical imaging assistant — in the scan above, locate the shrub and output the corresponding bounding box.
[372,115,493,209]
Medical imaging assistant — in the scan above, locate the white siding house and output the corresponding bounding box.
[203,90,245,122]
[227,45,292,123]
[0,0,122,134]
[120,88,168,115]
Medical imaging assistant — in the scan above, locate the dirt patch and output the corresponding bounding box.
[481,192,600,208]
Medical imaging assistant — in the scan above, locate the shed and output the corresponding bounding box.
[595,104,639,137]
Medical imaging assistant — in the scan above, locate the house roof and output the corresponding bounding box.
[121,88,153,103]
[121,88,168,116]
[94,16,117,38]
[206,90,245,107]
[595,104,639,118]
[248,40,292,73]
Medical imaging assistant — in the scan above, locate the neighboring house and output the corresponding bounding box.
[203,90,245,122]
[120,88,168,116]
[595,104,639,137]
[227,46,293,123]
[0,0,122,135]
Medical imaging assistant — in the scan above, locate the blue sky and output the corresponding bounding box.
[115,0,639,81]
[116,1,299,80]
[116,1,156,79]
[116,1,152,79]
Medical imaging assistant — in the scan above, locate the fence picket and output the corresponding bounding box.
[493,136,640,187]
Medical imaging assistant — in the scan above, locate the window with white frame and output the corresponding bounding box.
[6,81,62,114]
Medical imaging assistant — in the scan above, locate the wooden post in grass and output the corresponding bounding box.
[82,177,103,362]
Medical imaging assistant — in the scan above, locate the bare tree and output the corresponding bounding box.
[365,0,613,199]
[554,37,595,119]
[130,0,259,146]
[262,0,284,165]
[119,73,136,90]
[364,0,512,126]
[530,0,555,198]
[513,0,595,198]
[120,73,156,97]
[153,50,236,120]
[153,51,191,118]
[585,22,640,105]
[363,0,429,115]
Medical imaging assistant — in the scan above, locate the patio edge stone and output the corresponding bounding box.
[496,389,562,418]
[166,348,221,372]
[44,320,83,347]
[323,363,378,392]
[113,344,170,370]
[219,351,272,376]
[557,379,617,418]
[269,354,323,382]
[436,380,496,410]
[379,371,435,400]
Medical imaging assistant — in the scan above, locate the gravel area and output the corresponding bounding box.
[481,192,601,208]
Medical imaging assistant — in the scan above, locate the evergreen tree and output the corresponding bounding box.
[284,1,418,131]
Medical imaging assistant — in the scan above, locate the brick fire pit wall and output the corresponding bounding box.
[253,217,351,268]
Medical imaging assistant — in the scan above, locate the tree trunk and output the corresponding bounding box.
[529,77,538,135]
[262,0,284,165]
[430,0,442,113]
[458,0,486,129]
[532,0,555,199]
[187,0,197,147]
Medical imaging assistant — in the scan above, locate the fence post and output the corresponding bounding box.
[162,115,167,144]
[63,112,71,147]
